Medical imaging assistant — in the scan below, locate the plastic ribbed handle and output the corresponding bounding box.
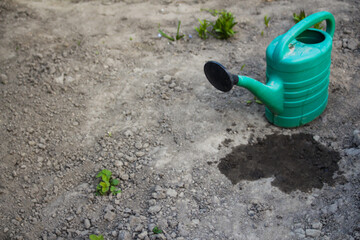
[273,11,335,62]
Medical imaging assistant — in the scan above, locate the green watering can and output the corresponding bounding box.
[204,11,335,128]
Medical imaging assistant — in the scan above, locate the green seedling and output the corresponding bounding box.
[89,234,104,240]
[261,31,264,37]
[129,37,133,41]
[293,10,323,29]
[196,9,237,40]
[264,15,271,28]
[152,226,163,234]
[240,64,246,71]
[195,19,211,39]
[254,96,263,105]
[158,21,184,41]
[210,10,237,39]
[107,131,112,137]
[95,169,121,196]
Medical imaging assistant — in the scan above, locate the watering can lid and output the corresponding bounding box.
[266,12,335,72]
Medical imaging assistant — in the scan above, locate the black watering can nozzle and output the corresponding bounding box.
[204,61,239,92]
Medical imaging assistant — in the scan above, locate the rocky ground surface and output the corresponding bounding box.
[0,0,359,239]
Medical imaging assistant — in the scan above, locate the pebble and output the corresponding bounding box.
[347,39,359,50]
[313,135,320,141]
[0,73,8,84]
[119,172,129,181]
[305,229,321,238]
[4,227,9,233]
[166,189,177,198]
[104,211,116,221]
[114,160,123,168]
[135,151,145,157]
[84,219,91,229]
[138,231,148,239]
[311,221,322,230]
[135,142,142,149]
[118,230,131,240]
[345,148,360,156]
[112,231,118,237]
[163,75,172,83]
[148,205,161,214]
[328,202,338,214]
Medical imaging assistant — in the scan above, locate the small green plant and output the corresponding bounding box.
[254,96,263,105]
[89,234,104,240]
[246,96,263,105]
[195,19,211,39]
[195,9,237,40]
[152,226,163,234]
[107,131,112,137]
[96,169,121,196]
[293,10,323,29]
[158,21,184,41]
[261,31,264,37]
[210,10,237,39]
[240,64,246,71]
[264,15,271,28]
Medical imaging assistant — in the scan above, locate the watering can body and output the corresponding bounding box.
[204,11,336,128]
[263,12,335,127]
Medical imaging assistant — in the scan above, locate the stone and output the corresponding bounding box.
[353,129,360,147]
[138,231,148,239]
[347,39,359,50]
[313,135,320,142]
[118,230,131,240]
[114,161,123,168]
[0,74,8,84]
[305,229,321,238]
[163,75,172,83]
[148,205,161,214]
[166,189,177,198]
[129,216,141,228]
[345,148,360,156]
[135,151,145,157]
[105,205,115,212]
[84,219,91,229]
[328,202,338,214]
[311,221,322,230]
[104,211,116,221]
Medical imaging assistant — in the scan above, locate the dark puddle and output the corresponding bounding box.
[218,133,343,193]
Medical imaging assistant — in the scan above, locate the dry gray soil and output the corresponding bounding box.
[0,0,360,239]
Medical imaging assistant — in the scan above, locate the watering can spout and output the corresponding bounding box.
[204,61,284,114]
[237,75,284,114]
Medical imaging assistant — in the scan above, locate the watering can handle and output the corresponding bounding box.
[274,11,335,62]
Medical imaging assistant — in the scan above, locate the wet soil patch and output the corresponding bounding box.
[218,133,342,193]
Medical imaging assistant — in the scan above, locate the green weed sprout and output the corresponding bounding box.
[89,234,104,240]
[293,10,323,29]
[158,21,184,41]
[152,226,163,234]
[95,169,121,196]
[211,10,237,39]
[196,9,237,40]
[264,15,271,28]
[195,19,211,39]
